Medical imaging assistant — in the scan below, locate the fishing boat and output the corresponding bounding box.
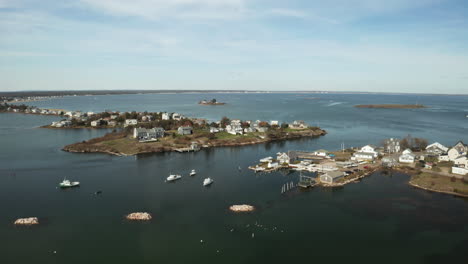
[203,178,214,186]
[190,169,196,176]
[167,174,182,182]
[59,179,80,188]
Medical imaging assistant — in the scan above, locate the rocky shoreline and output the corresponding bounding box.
[408,181,468,198]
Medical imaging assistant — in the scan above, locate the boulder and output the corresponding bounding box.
[126,212,152,221]
[14,217,39,225]
[229,204,255,212]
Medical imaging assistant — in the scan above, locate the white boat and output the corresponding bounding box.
[203,178,214,186]
[167,174,182,182]
[59,179,80,188]
[190,169,196,176]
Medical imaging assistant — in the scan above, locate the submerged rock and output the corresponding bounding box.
[14,217,39,225]
[229,204,255,212]
[126,212,152,221]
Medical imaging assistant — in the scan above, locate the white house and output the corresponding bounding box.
[162,112,170,120]
[352,145,378,161]
[399,149,416,163]
[276,152,290,164]
[226,124,243,135]
[320,171,344,184]
[452,141,467,155]
[447,148,462,161]
[267,162,279,168]
[133,127,165,140]
[270,120,279,126]
[426,142,448,155]
[90,120,101,127]
[209,127,219,133]
[454,156,468,167]
[260,157,273,163]
[289,120,308,129]
[313,149,329,157]
[452,166,468,176]
[177,126,193,135]
[124,119,138,127]
[172,113,182,121]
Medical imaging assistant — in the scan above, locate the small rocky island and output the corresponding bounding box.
[14,217,39,225]
[126,212,152,221]
[229,204,255,212]
[198,99,225,105]
[62,113,326,156]
[354,104,426,109]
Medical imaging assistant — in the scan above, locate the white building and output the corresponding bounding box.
[452,166,468,175]
[352,145,378,161]
[124,119,138,127]
[399,149,416,163]
[91,120,100,127]
[383,138,401,153]
[209,127,219,133]
[172,113,182,121]
[270,120,279,126]
[162,112,170,120]
[313,149,329,157]
[426,142,448,155]
[133,127,165,140]
[276,152,290,164]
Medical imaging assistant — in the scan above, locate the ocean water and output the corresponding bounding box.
[1,93,468,264]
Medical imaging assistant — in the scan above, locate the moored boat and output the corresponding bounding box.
[167,174,182,182]
[190,169,196,176]
[203,178,214,186]
[59,179,80,188]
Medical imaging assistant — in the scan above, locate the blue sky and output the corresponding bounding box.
[1,0,468,93]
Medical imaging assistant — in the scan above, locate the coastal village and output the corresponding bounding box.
[249,137,468,197]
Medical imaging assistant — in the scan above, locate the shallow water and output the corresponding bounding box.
[1,93,468,263]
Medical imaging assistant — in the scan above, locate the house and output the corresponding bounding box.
[110,114,118,120]
[107,121,117,127]
[426,142,448,155]
[383,138,401,153]
[454,156,467,167]
[91,120,101,127]
[226,124,243,135]
[399,149,416,163]
[133,127,165,140]
[276,152,290,164]
[452,141,467,155]
[382,157,397,167]
[313,149,329,157]
[162,112,170,120]
[124,119,138,127]
[172,113,182,121]
[270,120,279,126]
[209,127,219,133]
[256,127,268,133]
[452,166,468,176]
[352,145,378,161]
[289,120,308,129]
[320,171,345,184]
[177,126,193,135]
[244,127,255,133]
[260,157,273,163]
[267,162,279,168]
[447,148,462,161]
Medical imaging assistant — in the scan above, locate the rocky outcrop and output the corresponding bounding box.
[14,217,39,225]
[126,212,152,221]
[229,205,255,212]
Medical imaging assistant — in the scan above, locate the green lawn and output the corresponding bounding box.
[411,172,468,195]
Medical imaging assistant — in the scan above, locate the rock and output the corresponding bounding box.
[14,217,39,225]
[126,212,152,221]
[229,204,255,212]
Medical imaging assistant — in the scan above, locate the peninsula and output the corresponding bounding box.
[354,104,426,109]
[61,114,326,156]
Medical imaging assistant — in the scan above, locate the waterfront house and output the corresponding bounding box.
[276,152,290,165]
[244,127,255,133]
[267,161,279,169]
[209,127,219,133]
[382,157,398,167]
[91,120,101,127]
[320,171,345,184]
[256,127,268,133]
[452,141,467,155]
[289,120,308,129]
[399,149,416,163]
[260,157,273,163]
[352,145,378,161]
[454,156,468,167]
[383,138,401,153]
[426,142,448,155]
[313,149,329,157]
[162,112,170,120]
[133,127,165,140]
[226,124,243,135]
[178,126,193,135]
[270,120,279,126]
[124,119,138,127]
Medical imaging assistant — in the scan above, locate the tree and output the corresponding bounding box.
[211,98,217,103]
[280,123,289,129]
[220,116,230,128]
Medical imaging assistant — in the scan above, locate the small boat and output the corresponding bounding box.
[167,174,182,182]
[59,179,80,188]
[190,169,196,176]
[203,178,214,186]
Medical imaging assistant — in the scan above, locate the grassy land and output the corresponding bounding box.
[410,172,468,196]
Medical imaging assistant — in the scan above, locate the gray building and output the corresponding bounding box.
[133,127,165,140]
[178,126,193,135]
[319,171,344,184]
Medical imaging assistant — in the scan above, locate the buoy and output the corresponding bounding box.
[252,233,255,238]
[200,240,204,243]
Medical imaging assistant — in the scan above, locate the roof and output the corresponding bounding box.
[324,171,344,178]
[354,152,375,156]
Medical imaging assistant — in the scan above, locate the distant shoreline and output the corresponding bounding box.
[354,104,427,109]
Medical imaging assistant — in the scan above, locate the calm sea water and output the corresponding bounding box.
[1,93,468,264]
